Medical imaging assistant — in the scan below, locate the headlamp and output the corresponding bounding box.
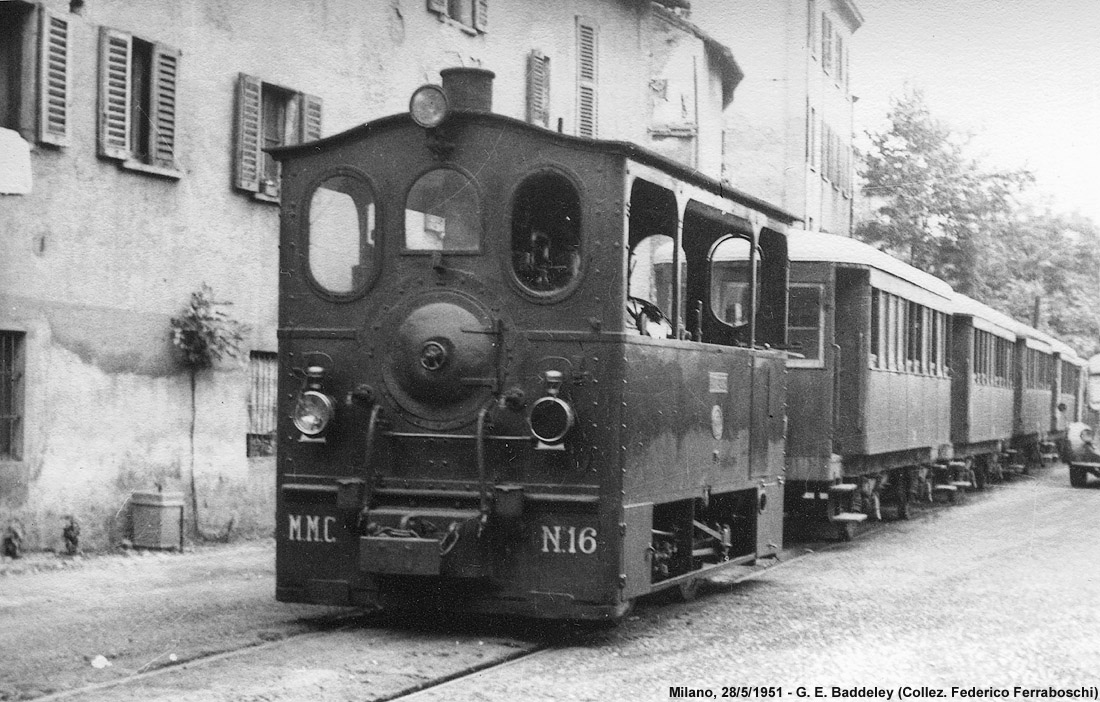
[409,84,449,129]
[293,390,335,436]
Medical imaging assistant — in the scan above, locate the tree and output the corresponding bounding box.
[169,285,248,539]
[856,89,1033,298]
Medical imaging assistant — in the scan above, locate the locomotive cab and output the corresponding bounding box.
[271,70,793,621]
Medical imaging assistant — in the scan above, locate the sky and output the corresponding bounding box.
[851,0,1100,222]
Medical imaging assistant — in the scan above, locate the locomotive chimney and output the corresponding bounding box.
[440,67,494,113]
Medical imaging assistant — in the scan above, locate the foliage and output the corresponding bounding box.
[169,284,248,369]
[856,89,1033,298]
[856,90,1100,356]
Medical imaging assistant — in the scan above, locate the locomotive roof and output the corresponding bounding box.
[786,229,953,305]
[268,111,798,225]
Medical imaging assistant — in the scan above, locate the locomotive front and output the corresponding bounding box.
[273,70,631,620]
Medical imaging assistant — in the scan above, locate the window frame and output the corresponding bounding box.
[97,26,180,177]
[427,0,488,34]
[787,283,826,368]
[506,166,585,303]
[1,2,70,147]
[403,164,484,256]
[234,73,322,201]
[527,49,551,127]
[246,350,278,458]
[0,330,25,462]
[301,167,381,300]
[576,16,599,138]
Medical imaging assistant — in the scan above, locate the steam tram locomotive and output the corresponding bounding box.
[271,69,793,621]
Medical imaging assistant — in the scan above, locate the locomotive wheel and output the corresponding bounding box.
[1070,466,1088,488]
[676,578,700,602]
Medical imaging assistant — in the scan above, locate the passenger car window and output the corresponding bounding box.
[308,174,375,294]
[405,168,481,251]
[510,172,581,293]
[788,285,823,364]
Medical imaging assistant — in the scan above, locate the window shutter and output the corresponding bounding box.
[526,50,550,127]
[473,0,488,32]
[98,27,132,159]
[235,73,262,192]
[427,0,446,14]
[576,17,598,138]
[149,43,180,169]
[299,93,322,143]
[37,7,70,147]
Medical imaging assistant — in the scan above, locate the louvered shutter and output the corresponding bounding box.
[427,0,446,14]
[473,0,488,32]
[37,7,70,147]
[149,43,180,169]
[98,27,132,159]
[576,17,598,138]
[235,73,262,192]
[299,93,322,143]
[526,50,550,127]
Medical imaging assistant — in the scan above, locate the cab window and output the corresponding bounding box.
[308,174,376,294]
[405,168,481,252]
[510,172,581,293]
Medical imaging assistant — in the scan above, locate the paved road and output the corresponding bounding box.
[4,464,1098,701]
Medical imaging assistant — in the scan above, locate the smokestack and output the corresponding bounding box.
[440,67,495,113]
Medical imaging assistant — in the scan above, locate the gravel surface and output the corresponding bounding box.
[5,465,1098,702]
[404,464,1100,701]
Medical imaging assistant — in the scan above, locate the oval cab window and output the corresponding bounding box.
[405,168,481,252]
[308,174,376,295]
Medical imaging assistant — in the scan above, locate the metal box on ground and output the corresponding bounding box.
[131,491,184,550]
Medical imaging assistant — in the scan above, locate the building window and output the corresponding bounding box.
[576,16,598,138]
[835,34,845,85]
[247,351,277,458]
[98,27,179,175]
[821,13,833,73]
[234,74,322,200]
[0,332,25,461]
[1,2,70,146]
[527,50,551,127]
[807,0,817,56]
[427,0,488,33]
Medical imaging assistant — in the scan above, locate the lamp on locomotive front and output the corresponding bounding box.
[409,67,496,129]
[291,365,336,441]
[409,84,449,129]
[528,370,575,450]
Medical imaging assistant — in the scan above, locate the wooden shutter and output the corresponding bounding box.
[235,73,262,192]
[526,50,550,127]
[427,0,446,13]
[98,27,132,159]
[576,17,597,138]
[473,0,488,32]
[149,43,180,169]
[299,93,322,143]
[37,7,70,147]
